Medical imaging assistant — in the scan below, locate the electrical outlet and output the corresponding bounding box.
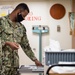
[33,48,36,51]
[57,25,61,32]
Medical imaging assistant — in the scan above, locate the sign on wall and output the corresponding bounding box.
[69,12,75,36]
[0,5,14,17]
[25,12,41,21]
[0,5,42,21]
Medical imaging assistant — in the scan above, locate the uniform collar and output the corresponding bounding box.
[6,15,21,28]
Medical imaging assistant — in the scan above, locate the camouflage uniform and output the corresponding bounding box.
[0,15,36,75]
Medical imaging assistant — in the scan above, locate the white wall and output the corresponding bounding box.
[47,0,72,49]
[0,0,72,75]
[21,0,72,65]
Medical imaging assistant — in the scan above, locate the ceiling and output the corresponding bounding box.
[0,0,49,1]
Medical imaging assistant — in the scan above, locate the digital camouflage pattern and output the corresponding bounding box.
[0,15,36,75]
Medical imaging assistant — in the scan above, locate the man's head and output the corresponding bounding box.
[13,3,29,22]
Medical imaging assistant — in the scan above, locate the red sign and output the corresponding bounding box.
[25,12,41,21]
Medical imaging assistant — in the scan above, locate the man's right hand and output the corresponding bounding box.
[5,41,19,50]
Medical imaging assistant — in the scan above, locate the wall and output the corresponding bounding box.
[0,0,72,75]
[72,0,75,48]
[47,0,72,49]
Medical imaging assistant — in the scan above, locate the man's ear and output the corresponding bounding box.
[17,9,21,14]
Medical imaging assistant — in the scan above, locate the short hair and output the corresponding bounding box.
[14,3,29,13]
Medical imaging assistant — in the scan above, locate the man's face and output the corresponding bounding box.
[17,10,28,22]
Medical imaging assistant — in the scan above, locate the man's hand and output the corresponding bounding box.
[34,59,43,66]
[5,41,19,50]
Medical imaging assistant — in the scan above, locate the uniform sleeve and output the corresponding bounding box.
[20,26,37,61]
[0,18,5,47]
[0,29,2,69]
[0,18,5,68]
[0,29,2,67]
